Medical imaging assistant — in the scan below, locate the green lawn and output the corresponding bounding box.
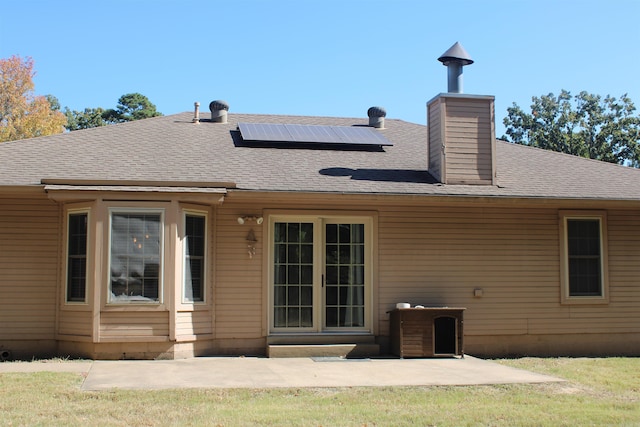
[0,358,638,426]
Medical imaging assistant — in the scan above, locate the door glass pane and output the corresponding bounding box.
[301,285,313,305]
[301,265,313,284]
[326,285,337,305]
[287,223,300,242]
[288,285,299,305]
[326,224,337,243]
[325,223,365,328]
[274,243,286,263]
[325,265,338,285]
[301,307,312,327]
[288,265,300,284]
[300,223,314,243]
[274,285,286,305]
[273,222,314,328]
[300,244,313,263]
[274,265,286,285]
[274,307,286,328]
[274,223,286,242]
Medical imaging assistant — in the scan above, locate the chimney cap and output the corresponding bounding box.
[209,100,229,112]
[438,42,474,66]
[367,106,387,118]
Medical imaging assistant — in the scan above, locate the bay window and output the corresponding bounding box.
[109,210,163,303]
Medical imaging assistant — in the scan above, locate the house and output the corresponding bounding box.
[1,46,640,360]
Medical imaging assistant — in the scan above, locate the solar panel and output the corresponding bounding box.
[286,124,336,143]
[237,122,393,147]
[332,126,391,145]
[237,123,291,142]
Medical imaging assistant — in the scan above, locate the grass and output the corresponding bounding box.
[0,358,638,426]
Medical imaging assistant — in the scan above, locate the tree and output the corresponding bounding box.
[64,107,109,131]
[45,94,61,111]
[103,93,161,123]
[502,90,640,167]
[0,56,66,142]
[65,93,162,131]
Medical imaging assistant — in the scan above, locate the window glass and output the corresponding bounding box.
[184,214,205,302]
[67,213,88,302]
[567,218,602,296]
[110,212,161,302]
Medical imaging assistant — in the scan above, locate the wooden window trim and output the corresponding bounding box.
[559,210,609,305]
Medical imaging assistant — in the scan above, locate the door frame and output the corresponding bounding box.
[264,210,377,335]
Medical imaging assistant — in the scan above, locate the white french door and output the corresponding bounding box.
[269,216,371,333]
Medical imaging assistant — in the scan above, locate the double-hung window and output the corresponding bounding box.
[560,211,609,304]
[109,210,163,303]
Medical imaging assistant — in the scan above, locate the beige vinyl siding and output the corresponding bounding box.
[176,310,212,338]
[376,205,640,340]
[377,205,563,336]
[443,98,494,184]
[521,210,640,336]
[213,208,264,339]
[0,197,59,340]
[100,311,169,339]
[608,210,640,301]
[6,187,634,358]
[215,194,640,351]
[58,310,92,337]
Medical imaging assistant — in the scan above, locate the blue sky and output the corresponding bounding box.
[1,0,639,137]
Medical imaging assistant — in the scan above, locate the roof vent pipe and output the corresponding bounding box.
[192,102,200,123]
[367,106,386,129]
[209,100,229,123]
[437,42,474,93]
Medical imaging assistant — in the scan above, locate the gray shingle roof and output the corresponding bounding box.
[1,111,640,201]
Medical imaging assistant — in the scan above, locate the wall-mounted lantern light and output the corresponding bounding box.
[237,215,263,225]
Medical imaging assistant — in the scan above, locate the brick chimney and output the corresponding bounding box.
[427,43,496,185]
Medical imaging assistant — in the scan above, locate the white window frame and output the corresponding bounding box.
[182,209,208,304]
[107,207,165,304]
[267,213,374,334]
[64,208,90,304]
[559,210,609,305]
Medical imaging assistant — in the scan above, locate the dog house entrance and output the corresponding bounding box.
[434,316,457,355]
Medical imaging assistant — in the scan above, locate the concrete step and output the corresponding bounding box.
[267,343,380,358]
[267,334,376,345]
